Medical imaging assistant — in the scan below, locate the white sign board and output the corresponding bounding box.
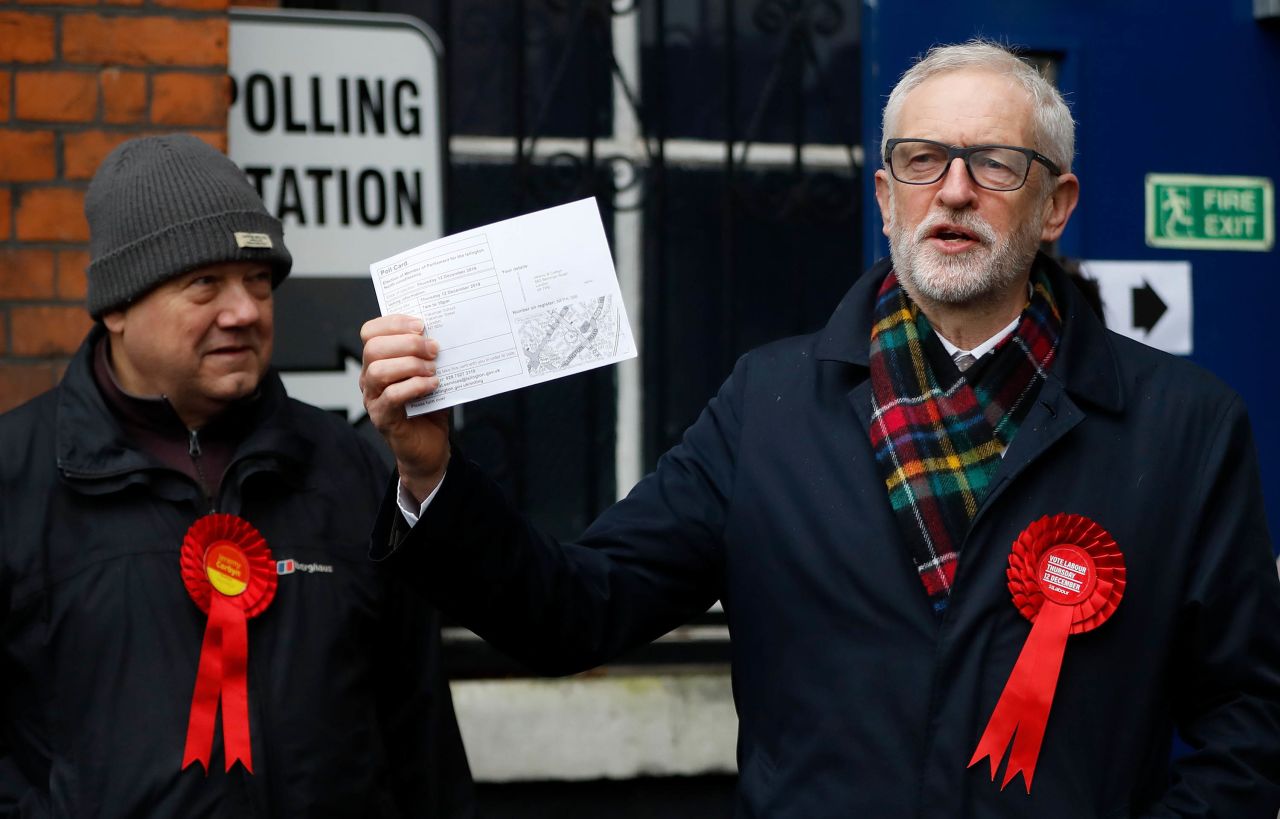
[228,8,444,277]
[1079,260,1193,355]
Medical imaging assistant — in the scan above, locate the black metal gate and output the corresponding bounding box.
[288,0,863,540]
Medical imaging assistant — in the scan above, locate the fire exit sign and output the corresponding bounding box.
[1145,173,1273,251]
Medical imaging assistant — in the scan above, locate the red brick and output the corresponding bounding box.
[63,130,134,180]
[232,0,279,7]
[101,68,147,124]
[10,305,92,356]
[15,72,98,123]
[0,312,6,356]
[103,0,144,6]
[0,248,55,298]
[63,15,227,67]
[0,12,56,63]
[0,71,10,121]
[190,129,226,153]
[0,129,56,181]
[155,0,226,9]
[17,0,98,7]
[15,187,88,242]
[56,248,90,299]
[0,361,61,412]
[0,187,10,240]
[151,72,228,126]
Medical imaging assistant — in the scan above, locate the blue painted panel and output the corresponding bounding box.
[862,0,1280,548]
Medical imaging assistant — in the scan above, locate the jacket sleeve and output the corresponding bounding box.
[0,672,47,811]
[371,353,748,676]
[0,688,40,815]
[1142,397,1280,818]
[0,500,47,817]
[374,578,477,819]
[0,752,47,818]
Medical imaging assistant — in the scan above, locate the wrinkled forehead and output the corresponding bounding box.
[890,69,1036,146]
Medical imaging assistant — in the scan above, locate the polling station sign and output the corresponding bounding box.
[228,8,445,276]
[1145,173,1274,252]
[228,8,445,419]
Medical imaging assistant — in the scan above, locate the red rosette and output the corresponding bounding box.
[970,513,1126,793]
[181,514,277,617]
[179,514,277,775]
[1007,513,1125,635]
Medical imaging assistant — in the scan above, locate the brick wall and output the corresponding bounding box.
[0,0,235,412]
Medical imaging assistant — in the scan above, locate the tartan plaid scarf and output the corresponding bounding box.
[868,268,1062,613]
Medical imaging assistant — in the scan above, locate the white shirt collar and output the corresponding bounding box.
[935,282,1032,363]
[937,313,1022,362]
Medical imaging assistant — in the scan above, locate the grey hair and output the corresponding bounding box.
[880,39,1075,174]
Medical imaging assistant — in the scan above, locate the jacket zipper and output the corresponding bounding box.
[188,429,216,513]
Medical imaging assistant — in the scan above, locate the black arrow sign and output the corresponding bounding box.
[1132,280,1167,334]
[273,277,377,372]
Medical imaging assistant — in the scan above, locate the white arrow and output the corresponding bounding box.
[280,356,365,423]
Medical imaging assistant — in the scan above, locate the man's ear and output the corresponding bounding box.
[874,169,894,238]
[102,309,126,335]
[1040,173,1079,243]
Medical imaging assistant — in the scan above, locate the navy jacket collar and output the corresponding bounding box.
[814,251,1124,413]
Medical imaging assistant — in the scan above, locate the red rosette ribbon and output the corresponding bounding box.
[180,514,277,774]
[969,513,1125,793]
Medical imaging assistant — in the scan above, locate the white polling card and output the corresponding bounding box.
[369,197,637,416]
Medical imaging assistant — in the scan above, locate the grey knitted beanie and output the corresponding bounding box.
[84,134,292,318]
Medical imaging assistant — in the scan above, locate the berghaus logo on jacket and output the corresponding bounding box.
[276,559,334,575]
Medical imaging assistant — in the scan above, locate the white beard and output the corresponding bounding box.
[888,202,1043,306]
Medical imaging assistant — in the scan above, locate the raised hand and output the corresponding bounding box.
[360,314,450,502]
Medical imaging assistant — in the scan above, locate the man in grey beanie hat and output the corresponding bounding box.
[88,133,293,428]
[0,134,476,817]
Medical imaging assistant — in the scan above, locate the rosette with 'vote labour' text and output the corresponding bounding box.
[180,514,277,774]
[969,513,1125,793]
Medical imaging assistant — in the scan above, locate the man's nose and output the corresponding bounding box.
[217,283,263,327]
[936,157,979,209]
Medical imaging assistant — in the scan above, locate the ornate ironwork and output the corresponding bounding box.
[475,0,859,220]
[434,0,862,528]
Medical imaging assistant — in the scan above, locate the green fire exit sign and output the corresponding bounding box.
[1145,173,1273,251]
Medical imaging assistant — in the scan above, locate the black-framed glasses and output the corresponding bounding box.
[885,138,1063,192]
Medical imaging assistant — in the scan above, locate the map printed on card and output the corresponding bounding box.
[369,198,637,416]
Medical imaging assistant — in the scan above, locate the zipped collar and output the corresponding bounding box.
[55,324,312,494]
[814,251,1124,413]
[92,335,256,506]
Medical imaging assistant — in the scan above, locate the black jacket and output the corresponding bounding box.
[376,254,1280,818]
[0,326,475,818]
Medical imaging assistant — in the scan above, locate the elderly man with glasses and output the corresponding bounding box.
[361,40,1280,817]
